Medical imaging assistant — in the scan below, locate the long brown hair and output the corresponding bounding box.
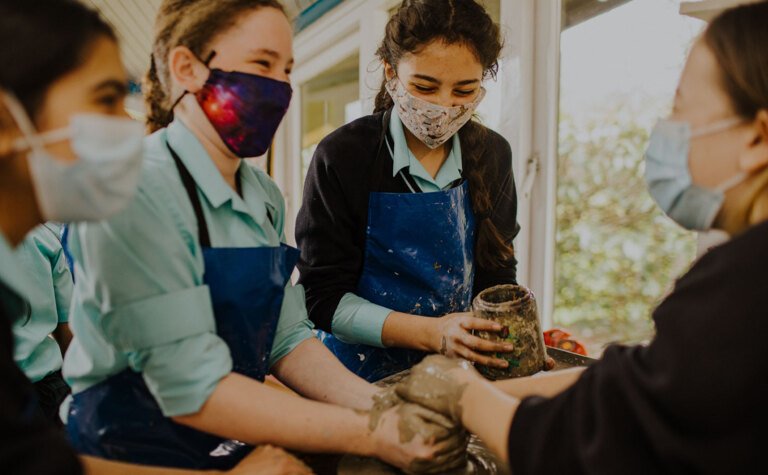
[144,0,284,133]
[704,1,768,120]
[374,0,513,269]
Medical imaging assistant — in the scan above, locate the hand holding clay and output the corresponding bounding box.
[432,312,514,368]
[395,355,479,423]
[368,387,469,474]
[227,444,313,475]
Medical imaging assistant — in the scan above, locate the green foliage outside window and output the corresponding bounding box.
[554,103,697,355]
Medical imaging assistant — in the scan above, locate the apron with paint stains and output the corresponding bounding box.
[319,112,476,382]
[66,143,299,470]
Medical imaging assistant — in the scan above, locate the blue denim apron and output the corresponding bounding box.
[320,113,476,382]
[67,143,299,470]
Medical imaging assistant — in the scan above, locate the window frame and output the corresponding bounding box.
[500,0,562,329]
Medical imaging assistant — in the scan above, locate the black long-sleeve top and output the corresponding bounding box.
[0,280,81,475]
[296,110,520,332]
[508,219,768,474]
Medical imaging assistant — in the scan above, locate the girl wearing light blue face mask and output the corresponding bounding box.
[0,0,304,474]
[382,2,768,474]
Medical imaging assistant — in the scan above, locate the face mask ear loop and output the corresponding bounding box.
[690,117,744,139]
[714,171,749,194]
[168,50,218,112]
[1,89,45,153]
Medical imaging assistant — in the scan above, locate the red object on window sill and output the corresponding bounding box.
[544,329,587,356]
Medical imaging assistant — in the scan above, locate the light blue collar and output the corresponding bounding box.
[165,120,269,225]
[388,110,462,189]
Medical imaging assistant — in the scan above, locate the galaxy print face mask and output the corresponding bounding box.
[195,68,293,158]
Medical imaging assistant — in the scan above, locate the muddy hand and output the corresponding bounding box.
[369,385,467,473]
[396,399,464,445]
[228,445,313,475]
[370,402,447,472]
[395,355,478,423]
[407,431,469,475]
[433,312,514,368]
[403,407,469,475]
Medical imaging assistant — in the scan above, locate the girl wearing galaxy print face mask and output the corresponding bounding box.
[61,0,453,471]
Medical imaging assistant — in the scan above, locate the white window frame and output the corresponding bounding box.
[498,0,562,330]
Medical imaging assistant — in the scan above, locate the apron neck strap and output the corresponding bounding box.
[167,143,212,248]
[398,170,422,194]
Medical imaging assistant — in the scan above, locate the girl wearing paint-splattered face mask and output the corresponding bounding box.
[297,0,521,384]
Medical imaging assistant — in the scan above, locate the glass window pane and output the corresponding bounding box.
[555,0,704,355]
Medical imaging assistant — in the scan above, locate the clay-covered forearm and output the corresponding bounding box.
[493,367,585,399]
[271,337,377,410]
[381,311,436,351]
[172,372,374,456]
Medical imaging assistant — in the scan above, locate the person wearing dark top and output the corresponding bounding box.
[296,0,520,382]
[0,1,309,473]
[394,2,768,473]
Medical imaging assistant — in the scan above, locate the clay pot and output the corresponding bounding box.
[472,284,546,380]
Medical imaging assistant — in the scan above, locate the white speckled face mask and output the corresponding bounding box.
[386,76,485,149]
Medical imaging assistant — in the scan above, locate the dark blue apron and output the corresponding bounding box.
[319,112,476,382]
[66,143,299,470]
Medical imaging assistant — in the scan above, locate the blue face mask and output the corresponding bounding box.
[644,117,746,231]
